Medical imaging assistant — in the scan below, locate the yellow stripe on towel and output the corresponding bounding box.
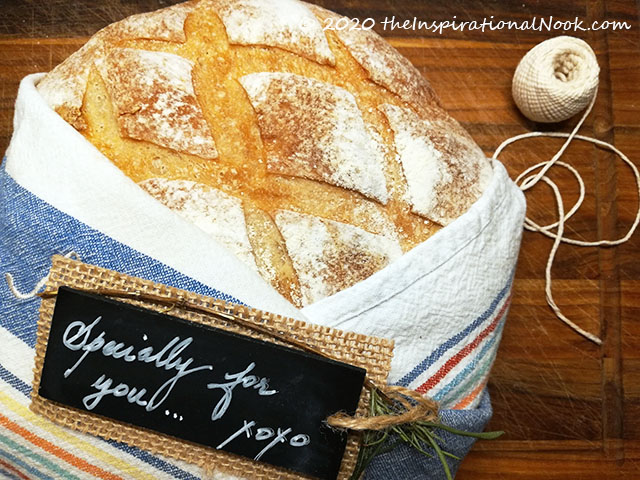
[0,390,156,480]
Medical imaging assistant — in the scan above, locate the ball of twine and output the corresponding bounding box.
[512,36,600,123]
[495,36,640,346]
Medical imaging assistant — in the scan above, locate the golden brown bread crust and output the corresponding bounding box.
[37,0,492,307]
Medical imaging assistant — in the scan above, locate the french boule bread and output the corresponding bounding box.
[37,0,493,308]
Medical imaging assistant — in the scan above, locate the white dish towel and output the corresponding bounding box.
[4,73,526,412]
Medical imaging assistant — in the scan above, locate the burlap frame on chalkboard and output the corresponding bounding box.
[30,255,394,480]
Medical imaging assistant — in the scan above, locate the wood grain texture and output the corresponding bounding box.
[0,0,638,478]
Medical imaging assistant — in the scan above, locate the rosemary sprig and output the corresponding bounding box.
[348,387,504,480]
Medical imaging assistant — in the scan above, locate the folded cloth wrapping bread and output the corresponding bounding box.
[0,73,525,479]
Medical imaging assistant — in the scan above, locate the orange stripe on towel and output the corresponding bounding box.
[0,414,123,480]
[452,380,487,410]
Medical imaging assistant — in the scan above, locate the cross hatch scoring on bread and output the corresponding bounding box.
[37,0,492,307]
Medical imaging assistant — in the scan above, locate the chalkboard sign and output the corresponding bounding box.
[39,287,366,480]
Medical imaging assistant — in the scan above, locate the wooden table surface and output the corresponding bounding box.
[1,1,638,478]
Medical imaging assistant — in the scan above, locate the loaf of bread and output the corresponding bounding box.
[37,0,492,308]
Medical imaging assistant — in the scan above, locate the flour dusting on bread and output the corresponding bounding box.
[275,210,402,305]
[240,72,388,203]
[307,4,436,111]
[99,48,217,158]
[112,2,195,42]
[37,35,107,129]
[139,178,257,269]
[37,3,193,129]
[381,103,491,224]
[209,0,335,65]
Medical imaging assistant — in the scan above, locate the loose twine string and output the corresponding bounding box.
[5,251,80,299]
[494,36,640,345]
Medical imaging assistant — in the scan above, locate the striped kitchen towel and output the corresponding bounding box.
[0,74,525,479]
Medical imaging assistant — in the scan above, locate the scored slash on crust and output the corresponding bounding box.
[306,3,438,112]
[240,72,389,204]
[380,104,492,225]
[274,210,403,306]
[208,0,336,65]
[98,48,218,159]
[139,178,257,270]
[36,2,195,130]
